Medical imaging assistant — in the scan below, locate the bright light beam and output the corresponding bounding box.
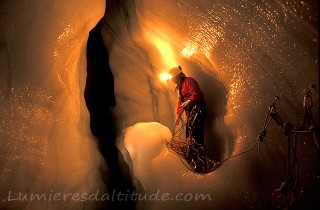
[153,38,176,83]
[145,30,178,82]
[153,38,177,68]
[159,72,172,82]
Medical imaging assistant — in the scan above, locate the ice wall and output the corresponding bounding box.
[0,0,319,210]
[0,1,107,210]
[102,0,319,209]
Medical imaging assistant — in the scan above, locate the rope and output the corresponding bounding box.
[167,106,262,173]
[165,139,202,173]
[167,87,318,180]
[272,131,300,209]
[267,87,318,209]
[219,139,260,165]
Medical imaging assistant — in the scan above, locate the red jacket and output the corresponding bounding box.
[177,77,206,114]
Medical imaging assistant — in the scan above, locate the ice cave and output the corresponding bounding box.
[0,0,319,210]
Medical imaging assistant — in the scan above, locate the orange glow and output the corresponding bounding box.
[159,72,173,82]
[144,30,178,82]
[145,30,178,69]
[153,38,177,68]
[181,44,197,58]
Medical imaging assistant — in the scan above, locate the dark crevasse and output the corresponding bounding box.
[84,20,136,210]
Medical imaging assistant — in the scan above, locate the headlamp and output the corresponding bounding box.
[159,72,173,82]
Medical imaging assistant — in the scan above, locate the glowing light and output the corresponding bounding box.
[153,38,177,68]
[181,44,197,58]
[145,30,177,69]
[159,72,172,82]
[144,30,178,82]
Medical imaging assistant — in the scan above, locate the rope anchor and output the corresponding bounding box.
[260,85,319,209]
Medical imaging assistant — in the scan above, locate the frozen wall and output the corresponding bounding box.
[0,0,319,210]
[0,1,107,210]
[103,0,319,210]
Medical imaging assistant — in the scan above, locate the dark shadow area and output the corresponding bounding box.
[182,60,234,162]
[84,20,136,210]
[244,87,320,210]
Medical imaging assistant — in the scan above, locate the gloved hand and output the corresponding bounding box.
[180,100,191,109]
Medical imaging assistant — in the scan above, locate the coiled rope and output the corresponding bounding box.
[166,108,263,174]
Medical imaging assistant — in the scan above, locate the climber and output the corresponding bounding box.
[169,66,208,172]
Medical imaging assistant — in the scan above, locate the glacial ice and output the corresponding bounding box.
[0,0,319,210]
